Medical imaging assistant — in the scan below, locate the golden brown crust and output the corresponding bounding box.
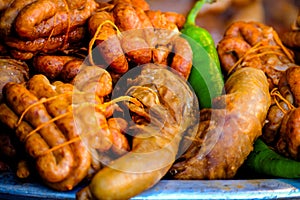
[6,27,86,52]
[88,11,129,74]
[27,75,91,190]
[171,68,271,179]
[3,82,75,183]
[0,0,36,37]
[0,0,97,60]
[277,108,300,159]
[60,59,83,82]
[285,66,300,107]
[14,0,97,40]
[217,21,294,88]
[33,55,83,81]
[170,36,193,79]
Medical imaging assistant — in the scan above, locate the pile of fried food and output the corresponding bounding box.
[0,0,300,199]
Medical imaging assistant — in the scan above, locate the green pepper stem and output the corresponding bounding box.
[185,0,215,26]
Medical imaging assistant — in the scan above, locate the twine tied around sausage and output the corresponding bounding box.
[88,20,122,66]
[270,87,295,114]
[227,30,295,75]
[43,0,71,51]
[14,90,142,157]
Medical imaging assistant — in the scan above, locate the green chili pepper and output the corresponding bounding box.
[245,138,300,178]
[181,0,224,108]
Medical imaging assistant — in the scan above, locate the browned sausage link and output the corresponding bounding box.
[223,21,265,46]
[71,101,114,152]
[6,26,86,53]
[133,6,156,48]
[170,36,193,79]
[0,103,53,159]
[73,67,122,153]
[88,11,128,74]
[88,11,115,37]
[14,0,97,40]
[15,0,59,39]
[52,80,74,94]
[73,66,113,98]
[134,6,153,29]
[120,31,152,65]
[31,2,96,39]
[145,10,162,29]
[113,2,142,31]
[0,102,74,184]
[278,75,295,106]
[146,11,180,71]
[113,2,153,65]
[218,21,295,83]
[27,75,92,191]
[286,66,300,107]
[261,75,292,144]
[71,66,114,152]
[145,10,179,31]
[60,59,83,82]
[277,108,300,159]
[107,118,129,155]
[171,68,270,180]
[145,11,179,66]
[0,0,37,37]
[163,12,186,30]
[33,55,76,80]
[126,3,154,61]
[3,82,74,183]
[33,55,83,81]
[217,36,252,73]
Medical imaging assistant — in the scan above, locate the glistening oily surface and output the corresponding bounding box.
[0,27,222,200]
[0,0,300,199]
[73,27,222,199]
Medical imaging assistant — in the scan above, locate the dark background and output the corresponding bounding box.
[148,0,299,45]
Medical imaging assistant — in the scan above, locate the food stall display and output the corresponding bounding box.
[0,0,299,199]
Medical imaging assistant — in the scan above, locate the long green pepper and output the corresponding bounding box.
[246,138,300,178]
[182,0,224,108]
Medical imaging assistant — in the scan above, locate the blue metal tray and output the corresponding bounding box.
[1,171,300,199]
